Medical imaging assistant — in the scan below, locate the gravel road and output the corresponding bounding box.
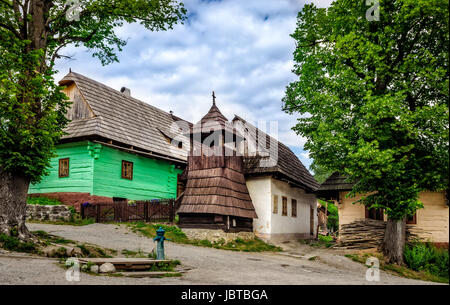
[0,223,437,285]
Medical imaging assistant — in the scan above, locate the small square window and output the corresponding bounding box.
[58,158,69,178]
[291,199,297,217]
[122,160,133,180]
[273,195,278,214]
[282,196,288,216]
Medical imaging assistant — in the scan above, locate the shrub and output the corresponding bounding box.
[404,242,449,278]
[27,196,63,205]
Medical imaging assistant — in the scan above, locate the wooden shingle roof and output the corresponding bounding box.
[199,102,228,127]
[232,115,320,192]
[59,72,190,162]
[178,156,258,219]
[318,172,354,191]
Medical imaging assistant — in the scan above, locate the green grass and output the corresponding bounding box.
[404,241,449,279]
[32,230,116,258]
[121,249,148,258]
[149,260,181,272]
[345,252,449,284]
[33,230,74,245]
[127,222,282,252]
[298,235,335,248]
[28,217,95,226]
[0,233,37,253]
[27,196,64,205]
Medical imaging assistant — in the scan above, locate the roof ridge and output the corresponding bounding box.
[64,72,191,125]
[232,114,319,191]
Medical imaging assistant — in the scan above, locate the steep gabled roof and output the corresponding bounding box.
[199,102,228,126]
[318,172,355,191]
[232,115,320,192]
[59,72,190,162]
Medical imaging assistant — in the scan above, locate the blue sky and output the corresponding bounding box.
[54,0,333,170]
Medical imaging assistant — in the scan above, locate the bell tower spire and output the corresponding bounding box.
[212,90,216,106]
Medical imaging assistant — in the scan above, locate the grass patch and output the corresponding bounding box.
[127,222,282,252]
[149,260,181,272]
[298,235,335,248]
[31,230,116,258]
[28,217,95,226]
[121,248,148,258]
[1,230,115,259]
[33,230,74,245]
[0,233,37,253]
[345,252,449,284]
[27,196,63,206]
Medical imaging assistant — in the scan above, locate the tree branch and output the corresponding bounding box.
[0,22,21,39]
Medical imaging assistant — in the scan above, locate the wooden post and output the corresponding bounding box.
[96,204,100,223]
[144,202,149,222]
[80,204,85,219]
[114,203,119,222]
[169,199,174,223]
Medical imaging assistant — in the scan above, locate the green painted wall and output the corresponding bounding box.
[28,141,94,194]
[92,144,181,200]
[29,141,182,200]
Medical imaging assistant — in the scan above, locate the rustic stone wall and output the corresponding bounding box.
[182,228,255,243]
[26,205,72,222]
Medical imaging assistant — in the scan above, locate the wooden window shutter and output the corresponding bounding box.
[58,158,69,178]
[121,160,133,180]
[282,197,288,216]
[273,195,278,214]
[291,199,297,217]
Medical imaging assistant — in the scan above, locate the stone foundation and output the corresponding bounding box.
[255,232,312,243]
[26,205,72,222]
[182,228,255,243]
[28,192,113,211]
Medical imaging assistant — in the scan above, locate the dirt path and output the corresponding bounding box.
[0,223,436,285]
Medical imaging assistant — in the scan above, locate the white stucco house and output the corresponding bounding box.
[232,116,320,241]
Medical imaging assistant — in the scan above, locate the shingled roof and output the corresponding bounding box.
[59,72,190,162]
[318,172,355,191]
[232,115,320,192]
[178,101,257,219]
[199,101,228,127]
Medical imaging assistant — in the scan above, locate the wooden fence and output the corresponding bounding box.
[80,199,178,223]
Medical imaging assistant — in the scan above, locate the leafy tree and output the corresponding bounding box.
[310,162,332,184]
[283,0,448,264]
[325,201,338,233]
[0,0,186,240]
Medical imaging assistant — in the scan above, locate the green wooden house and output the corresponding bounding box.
[29,72,190,209]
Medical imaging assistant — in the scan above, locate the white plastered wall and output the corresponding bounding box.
[246,176,318,240]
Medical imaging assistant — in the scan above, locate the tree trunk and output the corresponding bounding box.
[0,168,32,240]
[382,217,406,265]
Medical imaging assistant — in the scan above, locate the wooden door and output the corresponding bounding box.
[310,207,314,236]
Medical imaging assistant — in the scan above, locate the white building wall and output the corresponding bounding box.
[246,176,318,241]
[246,177,272,235]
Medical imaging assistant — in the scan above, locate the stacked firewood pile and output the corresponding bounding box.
[334,219,421,250]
